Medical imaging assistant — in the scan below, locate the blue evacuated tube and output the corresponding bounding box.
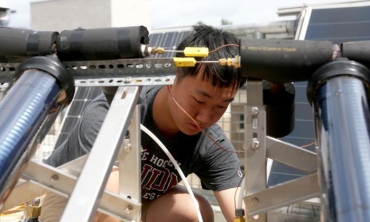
[0,56,74,209]
[308,59,370,222]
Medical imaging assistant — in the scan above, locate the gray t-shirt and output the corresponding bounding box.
[45,86,243,202]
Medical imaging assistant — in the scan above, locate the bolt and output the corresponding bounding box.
[124,143,132,152]
[251,138,260,149]
[50,175,58,183]
[124,77,132,83]
[251,197,259,206]
[125,205,133,214]
[251,107,259,115]
[242,143,247,150]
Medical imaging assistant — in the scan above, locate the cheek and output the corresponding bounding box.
[179,99,198,117]
[214,109,225,118]
[211,109,226,122]
[170,96,197,118]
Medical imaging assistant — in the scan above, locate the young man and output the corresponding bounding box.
[42,25,247,222]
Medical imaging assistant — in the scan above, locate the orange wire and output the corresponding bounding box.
[208,44,239,54]
[301,141,316,148]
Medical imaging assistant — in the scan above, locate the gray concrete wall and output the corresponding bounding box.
[31,0,151,31]
[31,0,111,31]
[111,0,151,30]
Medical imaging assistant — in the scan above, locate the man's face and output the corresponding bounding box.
[168,74,237,135]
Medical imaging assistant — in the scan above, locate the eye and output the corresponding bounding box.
[218,105,227,109]
[193,97,204,104]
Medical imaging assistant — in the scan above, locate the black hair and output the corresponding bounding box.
[175,25,246,89]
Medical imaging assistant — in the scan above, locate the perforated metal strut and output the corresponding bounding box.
[0,58,176,88]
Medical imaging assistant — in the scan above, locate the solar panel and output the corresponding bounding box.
[306,6,370,44]
[268,4,370,186]
[54,31,192,149]
[54,87,102,148]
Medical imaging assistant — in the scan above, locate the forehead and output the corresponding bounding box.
[183,75,237,99]
[177,63,240,89]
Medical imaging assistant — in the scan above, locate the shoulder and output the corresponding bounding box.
[194,124,237,163]
[202,124,234,152]
[82,94,109,118]
[139,86,162,118]
[194,124,242,190]
[80,94,109,132]
[140,85,162,102]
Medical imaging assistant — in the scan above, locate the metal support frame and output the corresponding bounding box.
[243,81,319,220]
[244,81,267,221]
[0,63,320,221]
[1,79,321,222]
[0,81,322,222]
[118,104,142,221]
[61,86,140,222]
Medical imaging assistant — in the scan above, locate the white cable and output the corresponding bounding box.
[237,176,245,209]
[140,124,203,222]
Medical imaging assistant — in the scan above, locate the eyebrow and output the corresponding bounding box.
[195,89,235,103]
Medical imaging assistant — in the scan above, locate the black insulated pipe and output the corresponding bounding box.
[264,82,295,138]
[56,26,149,61]
[342,41,370,68]
[239,38,334,83]
[0,27,58,62]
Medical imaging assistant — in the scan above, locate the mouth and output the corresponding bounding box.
[189,123,202,131]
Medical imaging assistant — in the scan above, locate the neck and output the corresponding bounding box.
[152,86,180,138]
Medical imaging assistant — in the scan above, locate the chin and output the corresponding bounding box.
[180,127,201,136]
[184,131,200,136]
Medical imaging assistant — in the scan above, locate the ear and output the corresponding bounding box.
[172,77,177,87]
[172,70,180,86]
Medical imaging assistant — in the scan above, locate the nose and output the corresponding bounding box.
[196,109,212,125]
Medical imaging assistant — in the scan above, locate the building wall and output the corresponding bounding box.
[31,0,111,31]
[111,0,151,30]
[31,0,151,31]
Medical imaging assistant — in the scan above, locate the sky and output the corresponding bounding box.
[5,0,359,29]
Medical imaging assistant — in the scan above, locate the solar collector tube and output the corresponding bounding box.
[0,56,74,210]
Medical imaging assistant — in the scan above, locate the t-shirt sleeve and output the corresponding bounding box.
[44,96,109,167]
[194,127,243,191]
[77,99,108,150]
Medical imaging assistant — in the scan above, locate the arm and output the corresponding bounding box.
[214,187,241,222]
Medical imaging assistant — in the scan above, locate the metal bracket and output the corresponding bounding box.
[60,86,140,222]
[245,81,267,222]
[0,58,176,88]
[244,80,318,221]
[244,173,319,216]
[266,137,317,174]
[2,157,140,221]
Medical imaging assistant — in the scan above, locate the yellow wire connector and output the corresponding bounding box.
[173,57,197,67]
[183,47,209,57]
[234,209,245,222]
[173,55,241,68]
[233,216,246,222]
